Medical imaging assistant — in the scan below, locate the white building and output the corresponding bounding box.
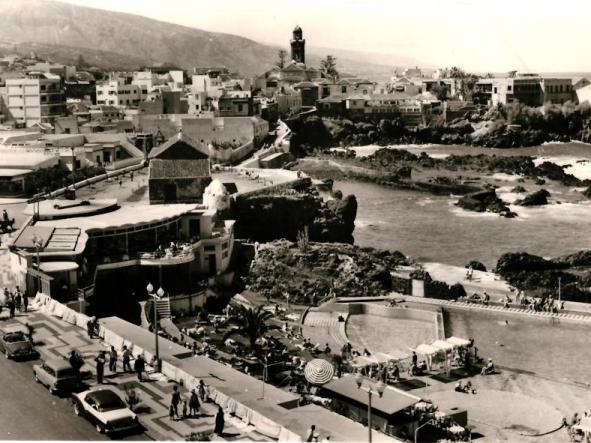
[96,78,142,108]
[6,72,66,127]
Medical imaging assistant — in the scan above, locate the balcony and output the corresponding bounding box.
[139,245,195,267]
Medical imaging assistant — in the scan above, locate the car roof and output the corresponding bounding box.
[86,389,123,405]
[45,358,72,371]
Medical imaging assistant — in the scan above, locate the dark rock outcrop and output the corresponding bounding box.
[583,187,591,198]
[231,190,357,244]
[515,189,550,206]
[466,261,487,272]
[510,186,527,193]
[456,189,515,217]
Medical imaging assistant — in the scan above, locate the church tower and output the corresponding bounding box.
[290,26,306,64]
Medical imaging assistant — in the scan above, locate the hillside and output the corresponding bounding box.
[0,0,395,77]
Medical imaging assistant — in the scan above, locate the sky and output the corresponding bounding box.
[59,0,591,73]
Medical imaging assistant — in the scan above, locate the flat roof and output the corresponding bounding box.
[0,151,57,169]
[0,168,32,177]
[40,261,79,273]
[36,204,198,233]
[322,375,420,416]
[24,199,119,220]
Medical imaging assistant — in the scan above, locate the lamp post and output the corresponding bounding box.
[31,234,43,294]
[258,353,283,400]
[146,282,163,373]
[414,418,435,443]
[355,373,386,443]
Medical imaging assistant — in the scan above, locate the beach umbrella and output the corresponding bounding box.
[304,359,335,385]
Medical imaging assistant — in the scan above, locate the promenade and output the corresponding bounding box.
[0,308,267,441]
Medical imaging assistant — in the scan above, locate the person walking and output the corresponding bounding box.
[198,379,207,403]
[214,406,225,436]
[86,317,96,339]
[188,389,200,417]
[19,287,27,313]
[108,346,118,374]
[122,345,132,372]
[7,296,15,318]
[170,385,181,420]
[14,291,21,312]
[95,351,106,384]
[69,350,83,379]
[306,425,316,442]
[134,354,146,381]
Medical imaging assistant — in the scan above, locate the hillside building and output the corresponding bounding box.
[6,72,66,127]
[148,132,212,204]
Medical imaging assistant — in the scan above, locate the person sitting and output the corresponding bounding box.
[482,292,490,306]
[481,358,495,375]
[454,381,464,392]
[363,348,371,357]
[323,343,332,355]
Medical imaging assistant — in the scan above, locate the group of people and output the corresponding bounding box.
[305,425,330,442]
[168,381,210,421]
[2,286,27,318]
[93,346,146,384]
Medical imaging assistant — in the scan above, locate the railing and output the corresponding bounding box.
[138,248,195,266]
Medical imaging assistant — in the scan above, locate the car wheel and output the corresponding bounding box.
[74,402,82,416]
[95,423,105,434]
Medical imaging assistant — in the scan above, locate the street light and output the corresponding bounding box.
[355,373,386,443]
[146,282,161,373]
[31,234,43,294]
[414,418,435,443]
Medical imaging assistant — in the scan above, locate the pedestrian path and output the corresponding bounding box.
[398,294,591,324]
[0,310,270,442]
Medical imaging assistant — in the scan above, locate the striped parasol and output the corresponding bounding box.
[304,359,335,385]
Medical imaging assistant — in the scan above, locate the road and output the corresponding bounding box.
[0,353,151,440]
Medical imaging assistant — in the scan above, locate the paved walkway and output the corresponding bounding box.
[0,309,270,441]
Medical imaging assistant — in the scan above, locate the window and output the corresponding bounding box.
[507,85,512,91]
[341,86,347,93]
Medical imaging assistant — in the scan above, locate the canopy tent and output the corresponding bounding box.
[373,351,410,364]
[446,336,471,347]
[431,340,454,352]
[415,344,439,356]
[305,359,335,385]
[573,417,591,435]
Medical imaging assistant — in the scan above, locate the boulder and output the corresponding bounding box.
[456,189,515,217]
[466,261,487,272]
[515,189,550,206]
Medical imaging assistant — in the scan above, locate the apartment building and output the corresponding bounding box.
[5,72,66,127]
[96,78,142,107]
[541,78,575,104]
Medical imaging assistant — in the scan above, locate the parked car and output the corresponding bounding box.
[34,358,83,394]
[0,330,39,360]
[72,388,140,434]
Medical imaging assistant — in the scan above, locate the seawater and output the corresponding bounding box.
[335,142,591,269]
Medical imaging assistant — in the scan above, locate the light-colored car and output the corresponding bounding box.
[34,358,82,394]
[72,388,139,434]
[0,330,38,360]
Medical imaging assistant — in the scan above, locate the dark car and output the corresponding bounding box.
[34,358,83,394]
[72,388,140,434]
[0,331,39,360]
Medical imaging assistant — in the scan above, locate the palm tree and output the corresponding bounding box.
[231,305,273,349]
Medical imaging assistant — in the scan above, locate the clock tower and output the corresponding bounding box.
[290,26,306,64]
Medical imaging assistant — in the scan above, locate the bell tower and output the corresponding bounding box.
[290,26,306,64]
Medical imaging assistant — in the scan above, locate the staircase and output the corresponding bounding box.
[155,297,172,319]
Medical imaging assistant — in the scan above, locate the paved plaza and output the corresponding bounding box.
[0,309,269,442]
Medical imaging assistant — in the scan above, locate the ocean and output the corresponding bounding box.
[335,142,591,269]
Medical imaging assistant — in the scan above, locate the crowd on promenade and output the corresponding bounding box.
[1,286,28,317]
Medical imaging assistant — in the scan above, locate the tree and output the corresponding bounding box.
[431,83,449,101]
[320,55,338,81]
[231,305,272,349]
[76,54,87,69]
[276,49,288,69]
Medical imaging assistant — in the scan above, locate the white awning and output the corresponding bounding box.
[431,340,454,352]
[446,336,471,347]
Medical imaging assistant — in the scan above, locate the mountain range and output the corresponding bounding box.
[0,0,415,78]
